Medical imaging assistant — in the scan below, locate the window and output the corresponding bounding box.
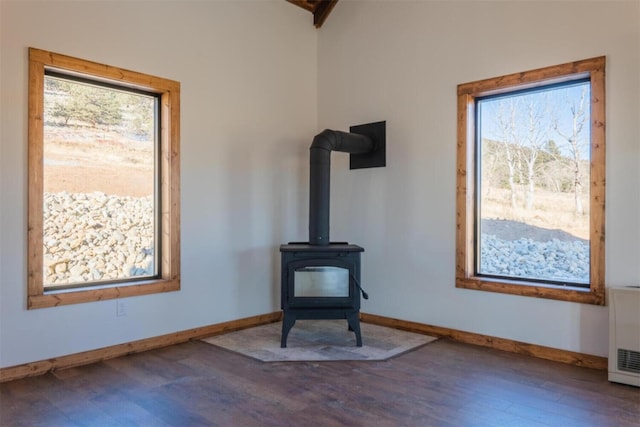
[456,57,605,304]
[28,48,180,309]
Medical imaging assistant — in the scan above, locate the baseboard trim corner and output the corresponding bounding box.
[1,311,606,383]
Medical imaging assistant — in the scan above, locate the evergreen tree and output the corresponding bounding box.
[50,80,123,128]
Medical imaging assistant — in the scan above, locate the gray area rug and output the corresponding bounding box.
[201,320,437,362]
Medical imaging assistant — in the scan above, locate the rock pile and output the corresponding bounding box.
[42,192,589,287]
[43,191,155,286]
[480,234,589,283]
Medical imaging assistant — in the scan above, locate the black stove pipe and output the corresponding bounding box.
[309,129,375,246]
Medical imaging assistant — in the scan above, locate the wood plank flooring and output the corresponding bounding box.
[1,338,638,426]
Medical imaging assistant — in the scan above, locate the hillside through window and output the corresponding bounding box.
[28,48,181,309]
[43,73,159,289]
[456,57,605,304]
[476,80,591,286]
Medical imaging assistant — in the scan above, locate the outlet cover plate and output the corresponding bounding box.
[116,300,126,317]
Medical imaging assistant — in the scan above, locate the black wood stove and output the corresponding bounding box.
[280,122,385,348]
[280,242,365,347]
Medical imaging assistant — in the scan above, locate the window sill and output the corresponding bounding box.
[28,278,180,309]
[456,276,604,305]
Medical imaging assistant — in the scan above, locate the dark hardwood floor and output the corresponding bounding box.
[1,338,638,426]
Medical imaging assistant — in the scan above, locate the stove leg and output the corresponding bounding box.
[346,313,362,347]
[281,313,296,348]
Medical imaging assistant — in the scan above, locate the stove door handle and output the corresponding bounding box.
[350,274,369,300]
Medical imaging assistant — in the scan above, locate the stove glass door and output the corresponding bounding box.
[294,266,349,297]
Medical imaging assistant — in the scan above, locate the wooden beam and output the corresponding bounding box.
[285,0,315,13]
[313,0,338,28]
[285,0,339,28]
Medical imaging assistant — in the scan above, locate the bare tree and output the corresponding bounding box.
[492,95,549,210]
[494,99,519,209]
[516,95,549,209]
[552,86,589,215]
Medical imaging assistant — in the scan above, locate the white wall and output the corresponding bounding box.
[0,0,317,368]
[1,0,638,369]
[318,0,640,357]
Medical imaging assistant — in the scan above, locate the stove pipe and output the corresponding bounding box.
[309,129,375,245]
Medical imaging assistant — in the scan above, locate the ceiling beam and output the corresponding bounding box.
[313,0,338,28]
[286,0,315,13]
[286,0,339,28]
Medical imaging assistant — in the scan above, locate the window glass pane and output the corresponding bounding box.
[477,81,590,285]
[294,266,350,297]
[43,75,157,288]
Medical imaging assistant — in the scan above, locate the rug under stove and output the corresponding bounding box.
[201,319,437,362]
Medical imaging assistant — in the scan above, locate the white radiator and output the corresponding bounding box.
[608,286,640,387]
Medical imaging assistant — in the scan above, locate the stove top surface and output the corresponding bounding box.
[280,242,364,252]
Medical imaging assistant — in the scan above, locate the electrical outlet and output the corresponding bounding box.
[116,299,126,317]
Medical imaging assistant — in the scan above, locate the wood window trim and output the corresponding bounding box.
[455,57,606,305]
[27,47,181,309]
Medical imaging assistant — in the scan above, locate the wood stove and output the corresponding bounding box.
[279,122,385,348]
[280,242,364,347]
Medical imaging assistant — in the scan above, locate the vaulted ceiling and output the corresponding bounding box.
[286,0,339,28]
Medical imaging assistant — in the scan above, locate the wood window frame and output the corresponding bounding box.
[456,57,605,305]
[27,47,180,309]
